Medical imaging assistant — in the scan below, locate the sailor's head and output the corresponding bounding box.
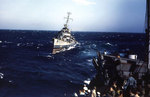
[129,73,133,77]
[117,55,120,59]
[93,86,96,90]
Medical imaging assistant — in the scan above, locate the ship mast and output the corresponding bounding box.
[64,12,73,27]
[146,0,150,70]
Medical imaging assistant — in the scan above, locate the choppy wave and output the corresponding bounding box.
[0,30,146,97]
[105,42,113,46]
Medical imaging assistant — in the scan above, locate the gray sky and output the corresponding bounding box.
[0,0,146,32]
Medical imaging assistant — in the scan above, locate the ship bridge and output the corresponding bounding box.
[62,33,71,36]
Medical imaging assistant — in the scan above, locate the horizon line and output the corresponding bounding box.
[0,28,145,33]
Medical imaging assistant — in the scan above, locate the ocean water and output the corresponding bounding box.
[0,30,146,97]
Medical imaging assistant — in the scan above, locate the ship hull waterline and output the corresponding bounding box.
[52,38,78,54]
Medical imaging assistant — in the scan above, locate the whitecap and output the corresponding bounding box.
[0,40,2,43]
[64,44,77,51]
[38,44,43,46]
[73,92,78,97]
[46,55,52,58]
[84,78,91,85]
[92,44,97,48]
[41,54,54,59]
[87,59,92,62]
[4,41,12,44]
[0,73,4,76]
[82,51,87,54]
[77,42,81,45]
[26,42,33,46]
[69,59,72,62]
[64,59,66,61]
[17,43,21,46]
[106,42,113,46]
[37,47,40,49]
[19,37,23,40]
[0,73,4,79]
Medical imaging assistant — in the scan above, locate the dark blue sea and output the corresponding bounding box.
[0,30,146,97]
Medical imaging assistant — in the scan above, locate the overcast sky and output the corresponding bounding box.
[0,0,146,32]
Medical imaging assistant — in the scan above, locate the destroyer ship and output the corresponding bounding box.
[53,12,78,54]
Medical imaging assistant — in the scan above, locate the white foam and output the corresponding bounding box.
[82,51,87,54]
[67,46,75,50]
[73,93,78,97]
[87,59,92,62]
[46,55,52,58]
[0,73,4,79]
[92,44,97,48]
[4,41,12,43]
[0,40,2,43]
[37,47,40,49]
[84,79,91,85]
[38,44,43,46]
[0,73,4,76]
[106,42,113,46]
[69,59,72,62]
[17,43,21,46]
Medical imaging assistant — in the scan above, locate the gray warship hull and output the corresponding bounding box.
[53,38,77,49]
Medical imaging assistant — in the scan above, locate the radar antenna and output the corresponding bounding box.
[64,12,73,27]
